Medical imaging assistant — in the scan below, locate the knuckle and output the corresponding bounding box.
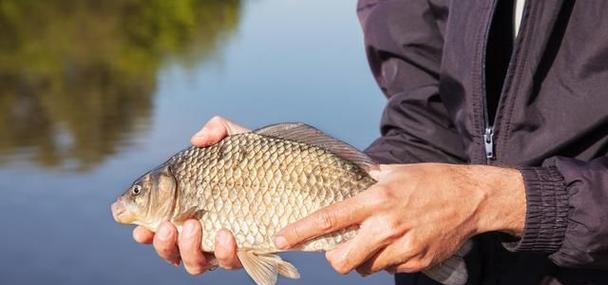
[394,263,416,273]
[208,115,225,124]
[409,261,425,272]
[395,264,416,273]
[386,223,403,239]
[370,265,383,274]
[375,217,406,243]
[402,237,421,255]
[403,258,431,272]
[318,212,336,232]
[154,242,175,257]
[158,247,173,257]
[326,253,350,275]
[421,259,432,269]
[369,185,393,207]
[332,261,351,275]
[284,225,302,243]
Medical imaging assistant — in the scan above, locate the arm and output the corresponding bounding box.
[358,0,466,164]
[508,156,608,269]
[270,0,525,277]
[360,0,608,272]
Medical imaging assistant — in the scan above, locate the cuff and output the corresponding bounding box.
[503,166,569,253]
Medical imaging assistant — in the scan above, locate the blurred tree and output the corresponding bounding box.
[0,0,241,171]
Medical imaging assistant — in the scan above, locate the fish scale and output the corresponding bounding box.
[168,133,373,252]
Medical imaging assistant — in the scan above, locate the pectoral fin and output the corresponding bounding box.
[171,207,205,225]
[236,250,300,285]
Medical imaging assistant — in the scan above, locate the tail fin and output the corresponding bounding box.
[422,240,473,285]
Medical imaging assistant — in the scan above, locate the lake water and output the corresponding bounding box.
[0,1,391,284]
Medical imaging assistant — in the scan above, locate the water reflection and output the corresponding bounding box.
[0,0,241,171]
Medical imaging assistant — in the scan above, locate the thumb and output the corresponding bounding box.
[191,116,249,147]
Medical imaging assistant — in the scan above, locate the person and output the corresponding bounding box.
[133,0,608,284]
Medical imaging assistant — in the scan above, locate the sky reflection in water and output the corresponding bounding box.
[0,1,389,284]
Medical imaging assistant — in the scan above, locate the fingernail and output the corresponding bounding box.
[158,225,172,240]
[325,249,337,261]
[184,221,197,237]
[274,235,288,249]
[193,127,208,138]
[325,248,348,267]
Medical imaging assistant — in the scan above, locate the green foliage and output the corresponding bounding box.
[0,0,241,171]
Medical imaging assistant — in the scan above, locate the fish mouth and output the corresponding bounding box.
[111,198,136,224]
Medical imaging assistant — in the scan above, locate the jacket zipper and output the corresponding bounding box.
[481,1,498,163]
[481,0,530,163]
[483,126,494,160]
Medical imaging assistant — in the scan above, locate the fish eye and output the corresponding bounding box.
[131,185,142,196]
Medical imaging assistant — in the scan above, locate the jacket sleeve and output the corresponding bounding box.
[357,0,466,164]
[504,156,608,269]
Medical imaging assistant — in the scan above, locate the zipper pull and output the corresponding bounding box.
[484,127,495,160]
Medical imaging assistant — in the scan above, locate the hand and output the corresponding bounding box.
[274,163,525,275]
[132,116,249,274]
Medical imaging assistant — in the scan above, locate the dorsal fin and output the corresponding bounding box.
[253,123,378,172]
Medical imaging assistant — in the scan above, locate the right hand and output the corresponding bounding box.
[132,116,249,275]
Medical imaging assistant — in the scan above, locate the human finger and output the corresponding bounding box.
[191,116,249,147]
[274,193,373,249]
[324,225,387,275]
[355,240,415,275]
[214,229,242,270]
[133,226,154,244]
[178,220,209,275]
[152,221,181,266]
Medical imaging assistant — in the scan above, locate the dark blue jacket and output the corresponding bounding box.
[359,1,608,284]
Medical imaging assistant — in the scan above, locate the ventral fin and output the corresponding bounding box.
[236,250,300,285]
[253,123,378,172]
[171,207,205,225]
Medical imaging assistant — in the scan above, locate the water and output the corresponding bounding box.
[0,1,390,284]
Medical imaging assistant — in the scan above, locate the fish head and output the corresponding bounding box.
[111,165,178,228]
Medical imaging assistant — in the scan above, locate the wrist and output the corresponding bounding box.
[472,166,526,236]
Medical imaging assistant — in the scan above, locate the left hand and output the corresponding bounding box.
[273,163,526,275]
[132,116,247,274]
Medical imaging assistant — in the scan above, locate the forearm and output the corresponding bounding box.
[467,165,526,237]
[468,154,608,270]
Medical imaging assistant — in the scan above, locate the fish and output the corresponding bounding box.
[111,123,469,285]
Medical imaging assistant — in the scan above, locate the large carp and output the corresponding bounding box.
[111,123,468,285]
